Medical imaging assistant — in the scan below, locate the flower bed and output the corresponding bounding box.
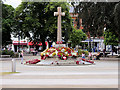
[76,58,95,65]
[26,59,40,64]
[41,47,78,60]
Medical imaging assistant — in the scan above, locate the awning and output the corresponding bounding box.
[13,41,27,45]
[13,43,27,45]
[28,42,33,45]
[28,42,47,46]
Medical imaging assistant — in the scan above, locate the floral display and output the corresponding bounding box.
[81,58,94,64]
[56,41,63,44]
[41,47,78,60]
[76,58,95,65]
[26,59,40,64]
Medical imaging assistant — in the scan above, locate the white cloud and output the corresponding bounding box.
[3,0,22,8]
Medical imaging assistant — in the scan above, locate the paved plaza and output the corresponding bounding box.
[0,56,119,88]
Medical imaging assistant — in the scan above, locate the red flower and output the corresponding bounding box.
[76,61,79,65]
[56,41,63,44]
[69,54,72,56]
[62,56,67,60]
[45,54,49,57]
[43,56,46,60]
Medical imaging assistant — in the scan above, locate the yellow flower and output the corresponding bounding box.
[52,52,56,56]
[41,53,44,56]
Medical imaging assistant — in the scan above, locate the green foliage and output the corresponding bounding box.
[1,49,19,58]
[1,50,14,57]
[78,49,88,56]
[72,2,120,42]
[70,29,87,47]
[2,4,14,46]
[104,30,118,45]
[114,2,120,43]
[44,2,73,42]
[12,53,19,58]
[0,50,2,55]
[14,2,73,50]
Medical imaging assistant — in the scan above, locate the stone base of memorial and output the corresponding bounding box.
[54,44,66,48]
[24,56,95,66]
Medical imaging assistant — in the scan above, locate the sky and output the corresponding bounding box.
[3,0,22,8]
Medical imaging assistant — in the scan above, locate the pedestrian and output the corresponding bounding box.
[75,49,78,53]
[88,52,92,60]
[96,52,100,60]
[35,49,38,56]
[21,50,24,64]
[82,52,85,59]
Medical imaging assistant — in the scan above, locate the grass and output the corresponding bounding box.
[0,72,20,76]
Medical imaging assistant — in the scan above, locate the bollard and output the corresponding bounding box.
[19,53,20,58]
[12,59,16,72]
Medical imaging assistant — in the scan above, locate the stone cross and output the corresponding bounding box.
[54,7,65,42]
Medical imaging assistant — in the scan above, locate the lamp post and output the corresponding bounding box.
[18,20,23,57]
[104,27,106,50]
[46,36,50,48]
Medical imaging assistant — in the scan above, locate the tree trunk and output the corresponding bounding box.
[41,38,46,51]
[89,37,91,52]
[118,37,120,54]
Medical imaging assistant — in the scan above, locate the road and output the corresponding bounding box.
[0,56,119,88]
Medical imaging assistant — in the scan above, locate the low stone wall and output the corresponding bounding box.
[0,55,10,58]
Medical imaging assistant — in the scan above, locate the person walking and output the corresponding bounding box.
[88,52,92,60]
[21,50,24,64]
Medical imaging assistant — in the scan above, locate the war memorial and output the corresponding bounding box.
[1,2,119,89]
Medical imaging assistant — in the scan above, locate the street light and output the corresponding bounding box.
[18,20,23,57]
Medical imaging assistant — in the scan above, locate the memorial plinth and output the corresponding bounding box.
[55,44,66,48]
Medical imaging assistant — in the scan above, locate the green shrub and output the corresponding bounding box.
[78,49,89,55]
[1,49,14,57]
[12,53,19,58]
[84,51,89,55]
[78,49,82,55]
[9,51,15,57]
[0,50,2,55]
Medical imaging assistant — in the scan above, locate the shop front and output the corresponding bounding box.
[81,38,105,52]
[12,40,28,52]
[28,41,48,52]
[12,40,48,52]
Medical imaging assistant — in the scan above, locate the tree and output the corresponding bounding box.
[104,30,118,46]
[71,2,120,50]
[2,4,14,46]
[114,2,120,44]
[0,1,2,49]
[14,2,73,50]
[70,29,87,48]
[71,2,118,37]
